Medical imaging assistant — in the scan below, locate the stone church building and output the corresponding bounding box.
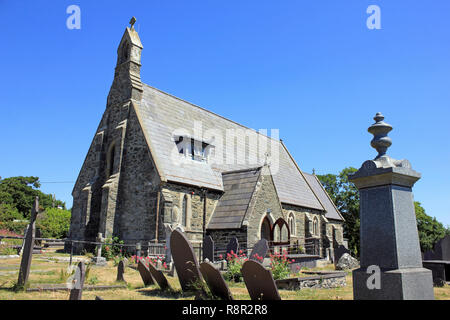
[68,23,344,259]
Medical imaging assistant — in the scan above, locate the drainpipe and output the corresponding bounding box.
[155,186,161,243]
[202,188,207,235]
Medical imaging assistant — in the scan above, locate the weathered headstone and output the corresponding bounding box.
[424,235,450,261]
[170,229,204,292]
[92,233,106,266]
[336,253,360,270]
[137,259,154,286]
[349,113,434,300]
[203,235,214,262]
[116,260,126,282]
[241,260,281,300]
[147,262,171,291]
[249,239,269,261]
[226,237,239,256]
[17,196,39,287]
[69,262,86,300]
[200,261,233,300]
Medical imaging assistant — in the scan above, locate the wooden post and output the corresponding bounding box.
[17,196,39,287]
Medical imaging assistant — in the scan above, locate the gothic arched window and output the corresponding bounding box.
[313,217,319,236]
[106,143,116,178]
[288,212,295,236]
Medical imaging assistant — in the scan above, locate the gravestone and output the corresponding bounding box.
[18,196,39,287]
[116,260,126,282]
[147,262,171,291]
[249,239,269,261]
[170,229,204,292]
[69,262,86,300]
[334,244,351,264]
[349,113,434,300]
[92,233,106,266]
[203,235,214,262]
[241,260,281,300]
[137,259,154,286]
[226,237,239,256]
[200,261,233,300]
[424,235,450,261]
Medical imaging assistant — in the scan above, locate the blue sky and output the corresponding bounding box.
[0,1,449,226]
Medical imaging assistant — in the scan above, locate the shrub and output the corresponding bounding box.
[102,236,124,261]
[269,250,293,280]
[224,250,248,282]
[0,221,28,235]
[36,208,71,239]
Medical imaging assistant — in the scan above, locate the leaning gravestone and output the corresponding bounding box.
[203,235,214,262]
[137,259,154,286]
[336,253,360,270]
[147,262,171,291]
[116,260,126,282]
[226,237,239,256]
[424,235,450,261]
[349,113,434,300]
[170,229,204,292]
[18,196,39,287]
[200,261,233,300]
[69,262,86,300]
[249,239,269,261]
[241,260,281,300]
[334,244,351,265]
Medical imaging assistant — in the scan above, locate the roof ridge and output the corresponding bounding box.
[142,83,280,143]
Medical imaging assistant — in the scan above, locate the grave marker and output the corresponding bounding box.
[226,237,239,256]
[17,196,38,287]
[69,262,86,300]
[241,260,281,300]
[170,229,204,292]
[249,239,269,261]
[349,113,434,300]
[203,235,214,262]
[148,262,171,291]
[116,260,126,282]
[200,261,233,300]
[137,259,154,286]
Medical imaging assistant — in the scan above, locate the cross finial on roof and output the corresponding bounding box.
[129,17,137,29]
[312,168,316,175]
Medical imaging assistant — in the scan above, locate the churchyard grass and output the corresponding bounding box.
[0,251,449,300]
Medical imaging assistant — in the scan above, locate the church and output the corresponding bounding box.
[68,21,345,260]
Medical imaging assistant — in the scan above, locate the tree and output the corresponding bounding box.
[414,201,448,252]
[317,167,360,257]
[0,176,66,218]
[36,208,71,239]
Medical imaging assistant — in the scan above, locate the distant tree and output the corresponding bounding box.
[0,176,66,218]
[414,201,448,252]
[317,167,360,257]
[36,208,71,239]
[0,203,24,222]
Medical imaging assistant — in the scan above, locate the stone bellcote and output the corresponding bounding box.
[107,19,144,106]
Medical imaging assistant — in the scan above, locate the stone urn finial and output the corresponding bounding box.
[368,112,392,159]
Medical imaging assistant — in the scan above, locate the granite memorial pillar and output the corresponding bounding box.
[349,113,434,300]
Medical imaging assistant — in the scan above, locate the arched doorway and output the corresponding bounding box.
[260,216,272,242]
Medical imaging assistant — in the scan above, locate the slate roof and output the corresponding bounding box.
[135,83,325,211]
[303,173,344,221]
[207,168,262,229]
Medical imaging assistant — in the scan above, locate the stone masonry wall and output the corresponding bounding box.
[244,166,284,249]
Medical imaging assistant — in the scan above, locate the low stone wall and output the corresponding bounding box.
[276,271,347,290]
